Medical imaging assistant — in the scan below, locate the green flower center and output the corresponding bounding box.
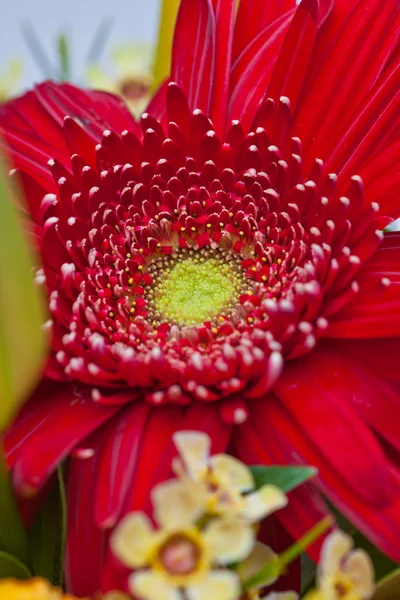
[145,248,248,327]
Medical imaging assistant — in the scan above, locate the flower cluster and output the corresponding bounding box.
[305,531,375,600]
[111,431,290,600]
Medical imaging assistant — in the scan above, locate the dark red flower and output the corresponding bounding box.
[1,0,400,595]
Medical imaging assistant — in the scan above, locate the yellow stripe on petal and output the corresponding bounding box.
[152,0,181,91]
[110,512,155,569]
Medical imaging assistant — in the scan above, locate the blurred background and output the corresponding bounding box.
[0,0,161,107]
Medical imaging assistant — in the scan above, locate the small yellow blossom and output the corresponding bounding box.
[111,478,255,600]
[0,578,80,600]
[0,59,23,103]
[238,542,298,600]
[86,44,152,117]
[173,431,288,521]
[305,530,375,600]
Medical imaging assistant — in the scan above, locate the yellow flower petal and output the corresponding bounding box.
[129,571,181,600]
[203,518,255,565]
[242,485,288,522]
[0,578,78,600]
[186,570,240,600]
[152,479,207,529]
[346,549,375,598]
[110,512,155,569]
[210,454,254,493]
[173,431,210,479]
[319,530,353,578]
[238,542,278,588]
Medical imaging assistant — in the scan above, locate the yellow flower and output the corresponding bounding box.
[305,530,375,600]
[110,478,255,600]
[238,542,298,600]
[86,44,152,117]
[0,578,80,600]
[0,59,23,104]
[173,431,288,521]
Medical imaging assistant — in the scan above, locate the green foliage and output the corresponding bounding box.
[250,465,317,493]
[0,551,31,579]
[27,468,67,585]
[0,162,46,431]
[57,35,70,81]
[0,448,29,567]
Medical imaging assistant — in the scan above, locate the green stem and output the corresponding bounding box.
[242,516,334,591]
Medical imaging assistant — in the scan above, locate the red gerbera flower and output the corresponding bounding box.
[1,0,400,595]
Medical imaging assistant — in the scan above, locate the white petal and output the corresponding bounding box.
[173,431,210,479]
[318,530,353,580]
[152,479,207,529]
[110,513,155,568]
[187,570,240,600]
[130,571,181,600]
[238,542,278,587]
[210,454,254,492]
[203,518,255,564]
[242,485,287,522]
[346,549,375,598]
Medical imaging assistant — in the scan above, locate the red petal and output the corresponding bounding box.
[325,61,400,179]
[275,355,395,508]
[329,233,400,338]
[210,0,236,135]
[243,394,400,562]
[94,402,151,528]
[66,439,108,597]
[233,0,295,61]
[360,138,400,220]
[171,0,216,113]
[233,415,328,561]
[227,13,293,130]
[5,382,120,494]
[267,0,319,111]
[294,0,400,170]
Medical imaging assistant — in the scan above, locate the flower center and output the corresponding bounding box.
[145,248,249,326]
[158,534,201,576]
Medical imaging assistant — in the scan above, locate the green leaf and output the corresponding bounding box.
[58,34,70,81]
[373,569,400,599]
[0,551,32,579]
[0,446,29,566]
[27,467,67,585]
[0,159,46,431]
[250,465,318,493]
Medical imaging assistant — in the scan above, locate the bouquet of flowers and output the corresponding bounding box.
[0,0,399,598]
